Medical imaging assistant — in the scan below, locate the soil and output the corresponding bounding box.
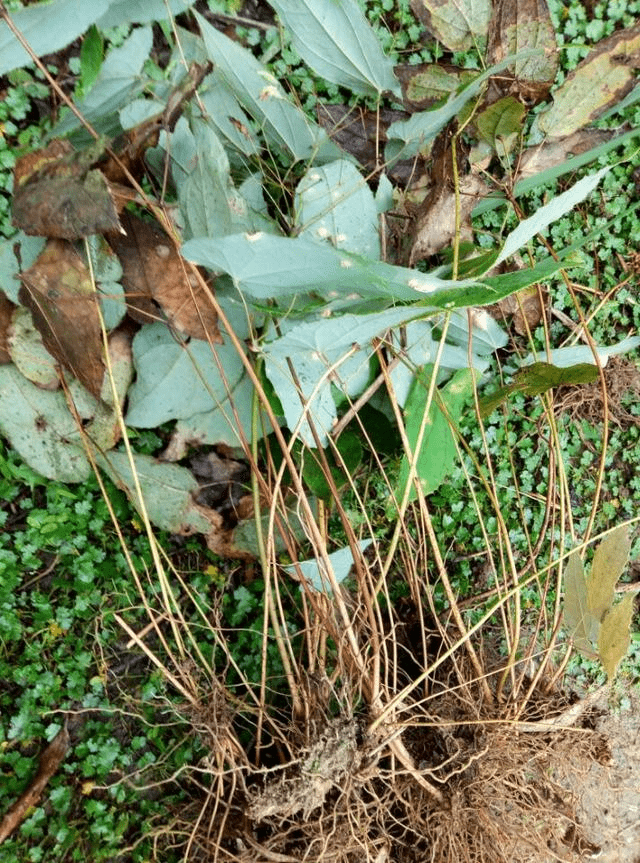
[554,686,640,863]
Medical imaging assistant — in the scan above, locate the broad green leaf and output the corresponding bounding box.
[125,323,244,427]
[0,233,46,304]
[386,52,536,161]
[0,365,90,482]
[54,27,152,138]
[194,11,341,164]
[598,593,637,681]
[96,451,214,536]
[198,73,259,157]
[166,373,258,459]
[0,0,110,75]
[284,539,373,594]
[180,119,259,240]
[268,0,401,98]
[182,233,486,304]
[295,160,380,258]
[396,366,477,503]
[494,166,610,267]
[563,550,598,653]
[535,24,640,140]
[96,0,193,28]
[411,0,491,52]
[588,525,631,623]
[263,307,428,445]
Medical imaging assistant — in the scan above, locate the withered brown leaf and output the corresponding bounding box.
[12,139,121,240]
[0,291,15,364]
[108,212,221,342]
[486,0,558,105]
[19,239,105,398]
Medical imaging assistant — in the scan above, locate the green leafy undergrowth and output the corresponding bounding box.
[0,441,229,861]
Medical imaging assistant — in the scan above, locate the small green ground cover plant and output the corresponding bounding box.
[0,0,639,861]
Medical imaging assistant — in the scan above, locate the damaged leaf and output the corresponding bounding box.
[563,551,598,655]
[496,282,545,335]
[0,364,90,482]
[478,361,599,417]
[476,96,526,154]
[8,306,60,390]
[485,0,558,104]
[535,22,640,140]
[395,63,475,111]
[410,0,491,52]
[12,138,120,239]
[598,593,637,682]
[295,159,380,259]
[0,292,15,364]
[108,211,221,341]
[19,239,105,399]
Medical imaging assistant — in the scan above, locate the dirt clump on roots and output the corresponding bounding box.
[169,671,633,863]
[555,355,640,428]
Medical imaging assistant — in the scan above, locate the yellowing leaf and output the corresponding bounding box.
[537,23,640,139]
[564,550,598,652]
[587,525,631,623]
[598,593,637,681]
[410,0,491,52]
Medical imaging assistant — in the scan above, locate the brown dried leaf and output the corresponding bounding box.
[0,291,15,364]
[497,283,546,335]
[316,103,417,185]
[19,239,105,399]
[0,725,69,843]
[108,212,221,342]
[486,0,558,105]
[537,22,640,139]
[409,131,487,265]
[12,139,121,239]
[515,129,614,182]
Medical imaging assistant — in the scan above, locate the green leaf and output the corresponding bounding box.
[0,365,90,482]
[478,362,599,418]
[411,0,491,52]
[96,0,193,28]
[563,550,598,654]
[198,73,259,157]
[78,25,104,96]
[263,307,427,446]
[494,166,611,267]
[295,160,380,258]
[0,0,110,76]
[520,335,640,369]
[476,96,525,152]
[182,233,485,304]
[598,593,637,682]
[268,0,401,98]
[54,27,153,138]
[301,430,363,501]
[194,10,341,164]
[179,119,261,240]
[284,539,373,594]
[125,323,245,428]
[588,525,632,624]
[396,366,477,503]
[96,451,214,536]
